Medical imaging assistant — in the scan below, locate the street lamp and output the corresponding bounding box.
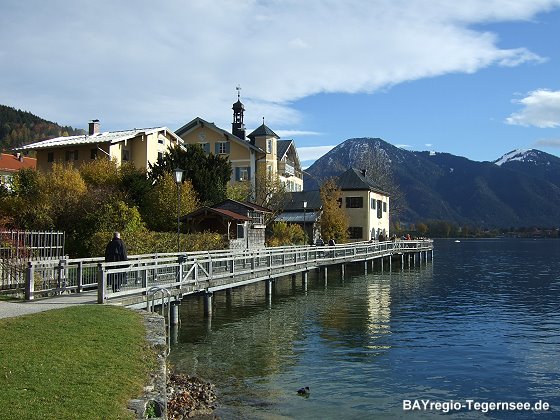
[302,200,308,245]
[173,168,184,253]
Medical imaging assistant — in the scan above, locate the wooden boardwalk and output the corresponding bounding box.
[23,240,433,313]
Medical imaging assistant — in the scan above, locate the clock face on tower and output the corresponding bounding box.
[198,132,206,141]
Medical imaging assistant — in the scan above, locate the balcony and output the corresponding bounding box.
[279,160,295,176]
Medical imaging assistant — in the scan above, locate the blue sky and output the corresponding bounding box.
[2,1,560,167]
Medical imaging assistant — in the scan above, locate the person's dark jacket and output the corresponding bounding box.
[105,238,128,262]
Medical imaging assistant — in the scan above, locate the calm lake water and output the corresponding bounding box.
[168,239,560,419]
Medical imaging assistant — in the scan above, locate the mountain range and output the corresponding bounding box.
[304,138,560,228]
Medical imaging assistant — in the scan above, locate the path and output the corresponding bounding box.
[0,291,97,320]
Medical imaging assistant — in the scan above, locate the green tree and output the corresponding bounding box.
[254,170,287,225]
[148,144,231,205]
[320,178,349,243]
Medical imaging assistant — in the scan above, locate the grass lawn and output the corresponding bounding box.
[0,305,156,419]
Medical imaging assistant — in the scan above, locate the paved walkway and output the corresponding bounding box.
[0,291,97,320]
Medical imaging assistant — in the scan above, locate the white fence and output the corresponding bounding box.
[22,240,434,302]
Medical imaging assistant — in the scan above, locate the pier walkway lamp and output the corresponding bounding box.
[173,168,184,253]
[303,200,308,244]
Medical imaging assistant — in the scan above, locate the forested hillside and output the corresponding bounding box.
[0,105,84,151]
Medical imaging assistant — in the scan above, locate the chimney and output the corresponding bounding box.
[88,119,100,135]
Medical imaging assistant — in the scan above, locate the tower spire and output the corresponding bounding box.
[232,86,246,140]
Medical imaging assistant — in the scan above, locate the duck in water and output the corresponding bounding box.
[297,386,310,397]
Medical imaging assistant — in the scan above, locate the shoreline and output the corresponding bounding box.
[167,372,218,419]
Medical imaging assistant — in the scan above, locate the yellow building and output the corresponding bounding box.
[16,120,182,172]
[175,95,303,193]
[338,168,390,241]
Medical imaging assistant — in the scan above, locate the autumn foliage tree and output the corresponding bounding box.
[319,178,349,243]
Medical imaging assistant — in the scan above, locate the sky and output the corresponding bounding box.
[2,0,560,168]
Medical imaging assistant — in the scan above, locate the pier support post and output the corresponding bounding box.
[389,255,392,271]
[170,303,180,326]
[226,288,232,307]
[401,254,404,270]
[381,257,384,272]
[341,264,345,280]
[204,292,213,317]
[364,260,368,275]
[302,271,308,292]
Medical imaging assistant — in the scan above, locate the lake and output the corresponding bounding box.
[168,239,560,419]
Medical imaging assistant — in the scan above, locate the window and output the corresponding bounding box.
[158,152,163,161]
[158,137,164,144]
[90,149,97,159]
[266,139,273,153]
[47,152,54,162]
[371,198,376,209]
[383,202,387,212]
[348,226,363,239]
[235,167,250,181]
[377,200,383,219]
[199,142,210,154]
[122,149,130,161]
[346,197,363,208]
[215,141,230,154]
[236,224,245,239]
[65,150,78,161]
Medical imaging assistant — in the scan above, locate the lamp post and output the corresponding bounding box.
[173,168,184,253]
[303,200,308,245]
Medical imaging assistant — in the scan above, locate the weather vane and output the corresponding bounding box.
[236,85,241,100]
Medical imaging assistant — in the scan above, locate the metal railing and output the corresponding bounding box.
[21,240,433,302]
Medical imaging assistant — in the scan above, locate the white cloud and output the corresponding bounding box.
[506,89,560,127]
[396,144,414,149]
[425,143,433,147]
[275,130,322,138]
[534,138,560,148]
[0,0,558,132]
[297,146,336,162]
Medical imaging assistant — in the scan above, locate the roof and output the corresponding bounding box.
[0,153,36,172]
[283,191,322,211]
[214,199,273,213]
[175,117,263,153]
[337,168,389,195]
[277,140,292,160]
[232,99,244,110]
[247,123,279,140]
[182,206,250,222]
[275,211,320,223]
[15,127,179,151]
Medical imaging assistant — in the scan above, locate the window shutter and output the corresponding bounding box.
[225,142,230,153]
[215,143,220,154]
[235,167,240,181]
[345,197,350,208]
[204,143,210,154]
[247,167,251,180]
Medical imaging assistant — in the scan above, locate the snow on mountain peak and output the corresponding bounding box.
[494,149,536,166]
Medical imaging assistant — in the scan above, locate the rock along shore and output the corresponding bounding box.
[167,372,218,419]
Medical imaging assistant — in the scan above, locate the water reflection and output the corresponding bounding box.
[167,240,560,419]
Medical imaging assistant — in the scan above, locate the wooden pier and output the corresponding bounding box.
[23,240,433,318]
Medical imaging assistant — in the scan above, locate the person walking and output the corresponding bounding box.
[104,232,128,292]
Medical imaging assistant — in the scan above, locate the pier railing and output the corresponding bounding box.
[22,239,433,303]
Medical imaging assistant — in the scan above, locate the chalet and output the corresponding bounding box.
[15,120,182,171]
[182,199,272,249]
[175,92,303,194]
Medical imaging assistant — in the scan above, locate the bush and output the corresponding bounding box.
[89,230,227,257]
[267,222,307,247]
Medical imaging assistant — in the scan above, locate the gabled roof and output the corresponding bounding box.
[337,168,389,196]
[182,206,250,222]
[282,190,322,211]
[15,127,180,151]
[277,140,292,160]
[175,117,263,153]
[0,153,36,172]
[214,199,273,213]
[247,123,279,140]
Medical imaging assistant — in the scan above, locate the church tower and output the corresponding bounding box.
[232,86,246,140]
